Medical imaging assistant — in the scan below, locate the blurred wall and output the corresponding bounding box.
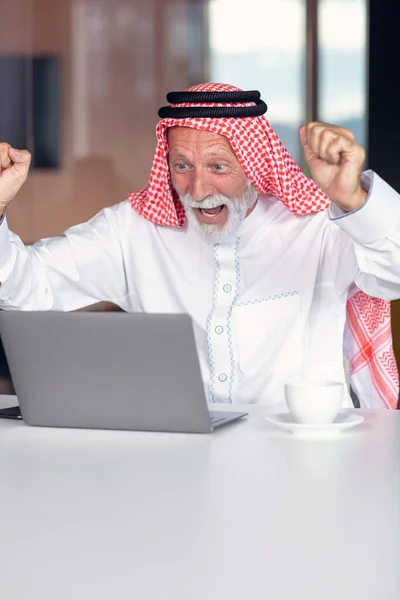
[0,0,208,241]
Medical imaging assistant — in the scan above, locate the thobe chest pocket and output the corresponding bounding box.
[231,293,302,377]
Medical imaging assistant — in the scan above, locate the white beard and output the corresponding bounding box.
[178,181,259,245]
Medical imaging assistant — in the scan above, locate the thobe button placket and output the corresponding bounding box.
[207,240,240,404]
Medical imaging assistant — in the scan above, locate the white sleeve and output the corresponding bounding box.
[328,171,400,301]
[0,203,129,311]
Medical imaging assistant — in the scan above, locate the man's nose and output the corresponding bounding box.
[190,172,214,202]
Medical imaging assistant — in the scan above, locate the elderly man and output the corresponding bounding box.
[0,83,400,409]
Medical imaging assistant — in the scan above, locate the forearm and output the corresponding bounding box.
[0,220,67,310]
[0,207,129,311]
[330,171,400,300]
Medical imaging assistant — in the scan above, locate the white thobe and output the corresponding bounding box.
[1,171,400,407]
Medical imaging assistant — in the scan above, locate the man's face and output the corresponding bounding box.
[168,127,258,244]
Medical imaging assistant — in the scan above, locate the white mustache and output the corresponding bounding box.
[181,195,229,209]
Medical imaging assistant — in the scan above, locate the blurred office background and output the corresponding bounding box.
[0,0,399,366]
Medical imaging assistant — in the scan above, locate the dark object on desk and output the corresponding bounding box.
[0,406,22,419]
[0,334,10,376]
[0,335,14,395]
[0,55,60,168]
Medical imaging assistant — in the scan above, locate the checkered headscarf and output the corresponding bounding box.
[129,82,399,409]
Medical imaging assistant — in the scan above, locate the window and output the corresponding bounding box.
[208,0,306,163]
[318,0,367,147]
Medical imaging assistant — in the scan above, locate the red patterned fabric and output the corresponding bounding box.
[346,290,398,408]
[128,82,399,408]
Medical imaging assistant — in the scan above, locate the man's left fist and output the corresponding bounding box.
[299,122,367,212]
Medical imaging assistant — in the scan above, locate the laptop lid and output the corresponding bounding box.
[0,311,214,433]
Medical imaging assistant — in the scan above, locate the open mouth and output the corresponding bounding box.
[195,205,226,222]
[200,206,224,216]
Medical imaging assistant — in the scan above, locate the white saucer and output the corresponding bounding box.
[265,412,365,438]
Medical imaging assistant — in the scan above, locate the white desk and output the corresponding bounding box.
[0,395,399,600]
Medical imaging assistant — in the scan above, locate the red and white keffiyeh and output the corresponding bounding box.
[128,82,399,408]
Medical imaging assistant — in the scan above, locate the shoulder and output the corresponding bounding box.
[257,193,354,257]
[94,199,189,245]
[57,200,162,247]
[87,199,159,233]
[258,193,330,230]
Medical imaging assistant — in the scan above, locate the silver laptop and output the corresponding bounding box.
[0,311,247,433]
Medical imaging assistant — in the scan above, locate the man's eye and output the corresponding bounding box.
[176,163,187,170]
[213,164,225,171]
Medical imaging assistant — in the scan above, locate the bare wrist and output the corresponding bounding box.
[333,188,368,213]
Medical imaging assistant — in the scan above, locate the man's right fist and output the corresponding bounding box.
[0,142,32,214]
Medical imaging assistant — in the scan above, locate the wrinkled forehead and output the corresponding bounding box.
[166,125,236,157]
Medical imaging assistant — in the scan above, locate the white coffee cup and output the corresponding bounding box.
[285,379,344,425]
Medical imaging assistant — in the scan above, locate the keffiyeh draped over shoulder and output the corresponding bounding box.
[128,82,399,409]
